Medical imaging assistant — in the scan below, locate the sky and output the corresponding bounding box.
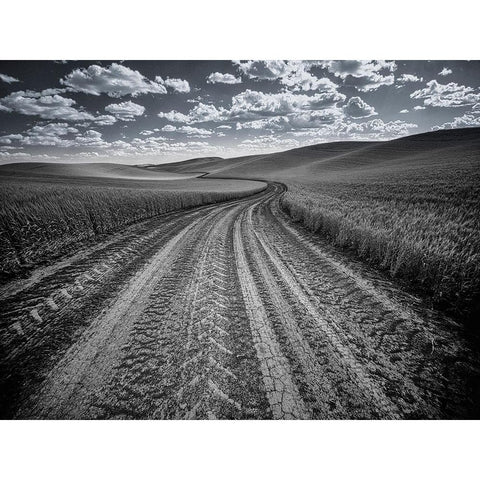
[0,60,479,165]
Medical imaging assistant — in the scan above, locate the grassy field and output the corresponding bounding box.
[0,166,265,278]
[162,128,480,319]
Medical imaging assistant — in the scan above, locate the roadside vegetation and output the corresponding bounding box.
[281,155,480,319]
[0,176,265,278]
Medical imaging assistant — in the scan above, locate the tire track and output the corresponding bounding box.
[234,202,309,420]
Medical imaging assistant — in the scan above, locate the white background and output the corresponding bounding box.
[1,1,479,478]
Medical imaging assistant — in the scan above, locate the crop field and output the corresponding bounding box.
[0,170,265,278]
[279,152,480,321]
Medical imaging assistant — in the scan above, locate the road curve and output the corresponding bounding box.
[1,183,479,419]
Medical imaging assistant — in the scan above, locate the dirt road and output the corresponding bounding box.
[1,183,479,419]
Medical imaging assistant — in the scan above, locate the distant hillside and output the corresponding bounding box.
[157,127,480,182]
[0,162,197,181]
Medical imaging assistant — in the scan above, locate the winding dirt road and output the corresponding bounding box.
[1,183,479,419]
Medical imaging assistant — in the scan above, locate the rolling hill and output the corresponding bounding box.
[0,162,198,181]
[155,127,480,182]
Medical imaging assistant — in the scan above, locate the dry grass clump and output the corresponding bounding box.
[281,158,480,317]
[0,179,264,276]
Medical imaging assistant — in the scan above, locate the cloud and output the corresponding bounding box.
[413,105,426,110]
[160,124,213,137]
[229,89,346,119]
[399,109,409,113]
[288,108,344,128]
[93,114,117,125]
[238,134,300,152]
[73,130,108,147]
[411,80,480,107]
[396,74,423,85]
[216,125,232,129]
[319,60,396,91]
[159,89,345,128]
[236,116,289,131]
[157,110,190,123]
[61,63,167,97]
[105,101,145,121]
[0,90,95,121]
[161,124,177,132]
[0,134,23,144]
[187,103,226,122]
[432,104,480,129]
[158,102,226,124]
[339,118,417,138]
[235,60,290,80]
[0,73,20,84]
[207,72,242,84]
[281,68,340,92]
[156,76,191,93]
[234,60,340,92]
[343,96,377,118]
[17,124,78,147]
[0,123,109,149]
[439,68,453,76]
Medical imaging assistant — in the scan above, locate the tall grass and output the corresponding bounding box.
[281,161,480,318]
[0,179,264,277]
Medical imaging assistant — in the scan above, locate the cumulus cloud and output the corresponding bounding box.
[177,126,212,137]
[156,76,191,93]
[236,116,289,131]
[432,104,480,129]
[105,101,145,121]
[288,108,344,128]
[319,60,396,91]
[235,60,290,80]
[207,72,242,84]
[235,107,344,132]
[439,68,453,76]
[161,124,213,137]
[229,89,346,119]
[413,105,426,110]
[0,90,95,121]
[158,103,226,124]
[238,134,300,152]
[410,80,480,107]
[61,63,167,97]
[399,109,409,113]
[340,118,417,138]
[0,123,110,149]
[282,69,339,92]
[72,130,108,147]
[19,123,78,147]
[158,89,345,129]
[343,96,377,118]
[0,73,20,84]
[0,134,23,144]
[396,74,423,85]
[161,124,177,132]
[93,114,117,126]
[234,60,340,92]
[157,110,190,123]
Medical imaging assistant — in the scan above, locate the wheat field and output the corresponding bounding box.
[0,176,265,277]
[281,155,480,318]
